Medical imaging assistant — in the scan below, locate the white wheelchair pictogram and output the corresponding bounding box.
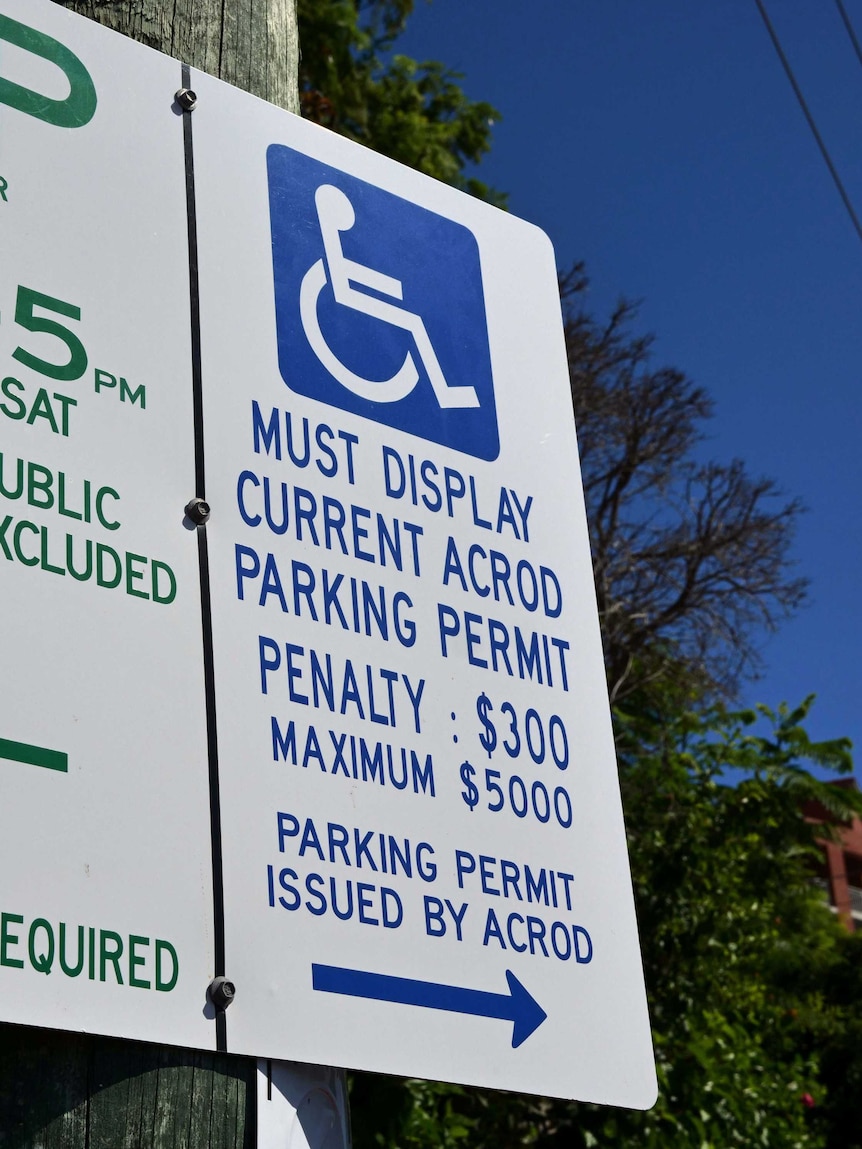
[299,184,480,408]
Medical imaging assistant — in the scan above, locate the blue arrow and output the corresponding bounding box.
[311,964,547,1048]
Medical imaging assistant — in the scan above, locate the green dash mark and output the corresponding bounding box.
[0,738,67,773]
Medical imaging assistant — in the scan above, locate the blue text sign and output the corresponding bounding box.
[194,67,657,1108]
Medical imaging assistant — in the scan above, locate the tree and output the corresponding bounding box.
[812,929,862,1149]
[296,0,503,202]
[561,267,807,706]
[608,697,858,1149]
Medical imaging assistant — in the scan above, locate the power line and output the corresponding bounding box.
[834,0,862,75]
[753,0,862,248]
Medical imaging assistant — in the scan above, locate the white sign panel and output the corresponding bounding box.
[0,0,216,1049]
[191,80,655,1106]
[0,0,656,1107]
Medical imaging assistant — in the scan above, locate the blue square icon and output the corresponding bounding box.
[267,145,500,461]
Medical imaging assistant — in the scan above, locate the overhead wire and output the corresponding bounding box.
[834,0,862,74]
[753,0,862,248]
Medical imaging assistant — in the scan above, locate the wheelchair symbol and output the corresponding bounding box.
[299,184,480,409]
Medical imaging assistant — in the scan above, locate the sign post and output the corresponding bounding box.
[0,0,656,1122]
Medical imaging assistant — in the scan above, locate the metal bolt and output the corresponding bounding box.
[208,976,236,1011]
[175,88,198,112]
[185,497,211,525]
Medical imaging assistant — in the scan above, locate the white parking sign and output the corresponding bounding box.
[0,0,656,1108]
[194,76,655,1105]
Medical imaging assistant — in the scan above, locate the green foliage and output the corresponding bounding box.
[812,931,862,1148]
[609,697,857,1148]
[350,699,862,1149]
[296,0,503,202]
[350,1076,478,1148]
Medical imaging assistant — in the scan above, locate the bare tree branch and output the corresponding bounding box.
[563,266,807,703]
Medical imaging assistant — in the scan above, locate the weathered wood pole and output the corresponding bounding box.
[55,0,300,113]
[0,1029,255,1147]
[0,3,319,1146]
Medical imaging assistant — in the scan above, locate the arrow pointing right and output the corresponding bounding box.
[311,964,547,1048]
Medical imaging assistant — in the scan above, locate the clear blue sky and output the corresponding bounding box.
[398,0,862,772]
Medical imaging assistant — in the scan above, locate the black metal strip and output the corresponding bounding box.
[182,63,207,499]
[181,61,228,1054]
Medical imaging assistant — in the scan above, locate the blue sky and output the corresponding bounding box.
[398,0,862,772]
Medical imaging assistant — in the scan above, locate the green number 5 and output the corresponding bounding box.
[12,287,88,381]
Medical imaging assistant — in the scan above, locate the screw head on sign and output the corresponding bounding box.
[208,976,236,1011]
[185,497,211,525]
[175,88,197,112]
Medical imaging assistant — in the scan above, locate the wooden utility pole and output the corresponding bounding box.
[0,1029,255,1146]
[55,0,300,114]
[0,4,337,1147]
